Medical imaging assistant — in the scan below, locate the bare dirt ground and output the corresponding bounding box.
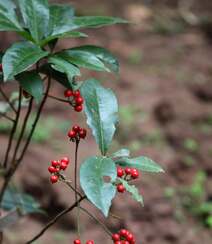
[0,1,212,243]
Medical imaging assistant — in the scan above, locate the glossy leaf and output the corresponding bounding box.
[16,71,44,103]
[111,149,130,158]
[2,41,48,81]
[119,178,144,206]
[115,156,164,173]
[81,79,118,155]
[18,0,50,43]
[80,156,116,216]
[71,45,119,73]
[0,0,23,32]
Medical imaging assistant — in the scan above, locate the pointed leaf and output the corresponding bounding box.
[81,79,118,155]
[16,71,44,103]
[18,0,50,43]
[115,157,164,173]
[111,149,130,158]
[2,41,48,81]
[80,156,116,216]
[0,0,23,32]
[71,45,119,73]
[119,178,144,206]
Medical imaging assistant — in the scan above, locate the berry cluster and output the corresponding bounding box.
[112,229,136,244]
[74,239,94,244]
[68,125,87,141]
[0,63,2,72]
[48,157,70,184]
[64,89,84,112]
[116,167,139,193]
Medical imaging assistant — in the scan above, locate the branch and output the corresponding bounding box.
[0,112,14,122]
[0,86,17,113]
[26,195,86,244]
[47,94,71,104]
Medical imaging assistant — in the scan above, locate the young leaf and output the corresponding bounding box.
[71,45,119,73]
[119,178,144,206]
[111,149,130,158]
[2,41,48,81]
[115,157,165,173]
[80,156,116,217]
[0,0,23,32]
[18,0,50,43]
[80,79,118,155]
[16,71,44,103]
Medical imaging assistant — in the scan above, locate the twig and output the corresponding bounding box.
[26,195,86,244]
[0,112,14,122]
[0,86,17,113]
[47,94,70,104]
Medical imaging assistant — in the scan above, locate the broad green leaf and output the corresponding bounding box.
[16,71,44,103]
[2,187,42,214]
[56,50,110,72]
[71,45,119,73]
[119,178,144,206]
[18,0,50,43]
[48,55,81,82]
[80,156,116,216]
[115,157,164,173]
[2,41,48,81]
[111,149,130,158]
[0,0,23,32]
[81,79,118,155]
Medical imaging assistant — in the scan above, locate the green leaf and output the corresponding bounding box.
[16,71,44,103]
[0,0,23,32]
[2,41,48,81]
[48,55,81,82]
[71,45,119,73]
[119,178,144,206]
[81,79,118,155]
[18,0,50,43]
[56,49,110,72]
[2,186,42,214]
[115,156,165,173]
[80,156,116,216]
[111,149,130,158]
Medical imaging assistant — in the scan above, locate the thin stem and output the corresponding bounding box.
[47,94,70,104]
[26,195,86,244]
[3,87,22,168]
[80,206,112,237]
[0,112,14,122]
[0,86,17,113]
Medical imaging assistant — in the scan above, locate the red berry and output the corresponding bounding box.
[51,160,60,167]
[48,166,57,174]
[125,167,132,175]
[75,97,84,105]
[114,242,122,244]
[86,241,94,244]
[79,128,87,139]
[72,125,81,132]
[117,167,124,178]
[126,233,134,242]
[73,239,81,244]
[122,241,130,244]
[74,105,83,112]
[68,130,76,138]
[50,175,58,184]
[117,184,126,193]
[112,233,120,241]
[119,229,128,237]
[0,64,2,72]
[61,157,69,165]
[73,90,81,97]
[131,169,139,179]
[64,89,73,97]
[60,161,68,170]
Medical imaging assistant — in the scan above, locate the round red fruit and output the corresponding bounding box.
[114,241,122,244]
[125,167,132,175]
[72,125,80,132]
[126,233,134,242]
[51,160,60,167]
[68,130,76,138]
[73,90,81,97]
[74,105,83,112]
[48,166,57,174]
[112,233,120,241]
[75,97,84,105]
[64,89,73,97]
[73,239,81,244]
[119,229,128,237]
[86,241,94,244]
[79,128,87,139]
[60,161,68,170]
[131,169,139,179]
[50,175,58,184]
[117,167,124,178]
[61,157,69,165]
[117,184,126,193]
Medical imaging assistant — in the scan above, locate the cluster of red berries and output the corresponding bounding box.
[116,167,139,193]
[64,89,84,112]
[68,125,87,141]
[112,229,136,244]
[48,157,70,184]
[74,239,94,244]
[0,64,2,72]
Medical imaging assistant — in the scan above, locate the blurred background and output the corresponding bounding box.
[0,0,212,243]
